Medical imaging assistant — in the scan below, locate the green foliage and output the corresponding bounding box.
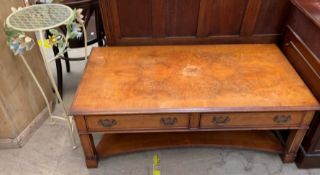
[49,29,60,36]
[4,24,24,42]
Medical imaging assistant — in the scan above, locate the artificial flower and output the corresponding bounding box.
[11,7,22,12]
[8,34,34,55]
[48,35,58,46]
[75,9,84,24]
[71,22,83,39]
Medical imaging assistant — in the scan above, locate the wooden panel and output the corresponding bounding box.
[254,0,290,34]
[0,0,53,139]
[189,113,200,129]
[291,0,320,27]
[283,27,320,100]
[196,0,210,37]
[116,0,152,37]
[208,0,248,36]
[240,0,262,36]
[197,0,248,36]
[0,103,15,138]
[85,114,190,131]
[296,149,320,168]
[99,0,114,43]
[200,112,304,129]
[300,112,320,152]
[307,112,320,153]
[96,131,284,158]
[166,0,200,36]
[152,0,166,37]
[287,7,320,59]
[70,45,319,115]
[285,1,320,168]
[99,0,290,45]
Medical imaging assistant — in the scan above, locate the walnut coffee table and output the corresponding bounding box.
[70,44,320,168]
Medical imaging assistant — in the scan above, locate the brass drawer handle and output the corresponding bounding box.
[160,117,177,127]
[273,115,291,124]
[212,116,230,125]
[98,119,117,128]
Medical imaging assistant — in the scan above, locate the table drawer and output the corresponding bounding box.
[200,112,304,129]
[85,114,189,131]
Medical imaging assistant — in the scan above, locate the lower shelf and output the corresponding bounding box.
[96,130,284,157]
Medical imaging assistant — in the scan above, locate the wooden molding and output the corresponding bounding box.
[0,101,53,149]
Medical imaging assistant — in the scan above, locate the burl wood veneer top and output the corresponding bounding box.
[70,44,319,115]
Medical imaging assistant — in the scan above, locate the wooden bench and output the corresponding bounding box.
[70,44,319,168]
[70,0,320,168]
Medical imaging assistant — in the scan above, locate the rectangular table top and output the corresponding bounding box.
[70,44,320,115]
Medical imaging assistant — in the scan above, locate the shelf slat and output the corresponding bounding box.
[96,131,284,157]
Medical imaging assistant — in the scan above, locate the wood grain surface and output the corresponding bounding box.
[291,0,320,28]
[96,131,284,158]
[200,112,304,129]
[85,114,189,131]
[70,44,319,115]
[99,0,290,45]
[0,0,53,140]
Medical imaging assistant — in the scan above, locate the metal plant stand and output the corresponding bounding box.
[5,4,88,149]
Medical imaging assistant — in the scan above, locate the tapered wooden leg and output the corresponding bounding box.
[79,134,98,168]
[282,129,308,163]
[75,116,98,168]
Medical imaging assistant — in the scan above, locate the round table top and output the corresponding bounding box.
[6,4,73,32]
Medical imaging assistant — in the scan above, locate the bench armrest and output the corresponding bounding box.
[286,0,320,169]
[290,0,320,29]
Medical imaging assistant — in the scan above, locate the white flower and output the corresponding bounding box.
[11,7,22,13]
[76,8,84,24]
[25,36,34,50]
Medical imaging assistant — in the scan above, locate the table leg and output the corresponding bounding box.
[282,129,308,163]
[75,116,98,168]
[79,134,98,168]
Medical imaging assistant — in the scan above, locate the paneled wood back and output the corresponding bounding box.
[99,0,290,45]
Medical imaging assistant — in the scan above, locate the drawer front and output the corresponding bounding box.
[86,114,189,131]
[200,112,304,129]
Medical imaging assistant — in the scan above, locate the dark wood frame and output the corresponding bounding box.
[281,0,320,168]
[99,0,290,46]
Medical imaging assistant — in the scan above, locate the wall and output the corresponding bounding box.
[0,0,54,148]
